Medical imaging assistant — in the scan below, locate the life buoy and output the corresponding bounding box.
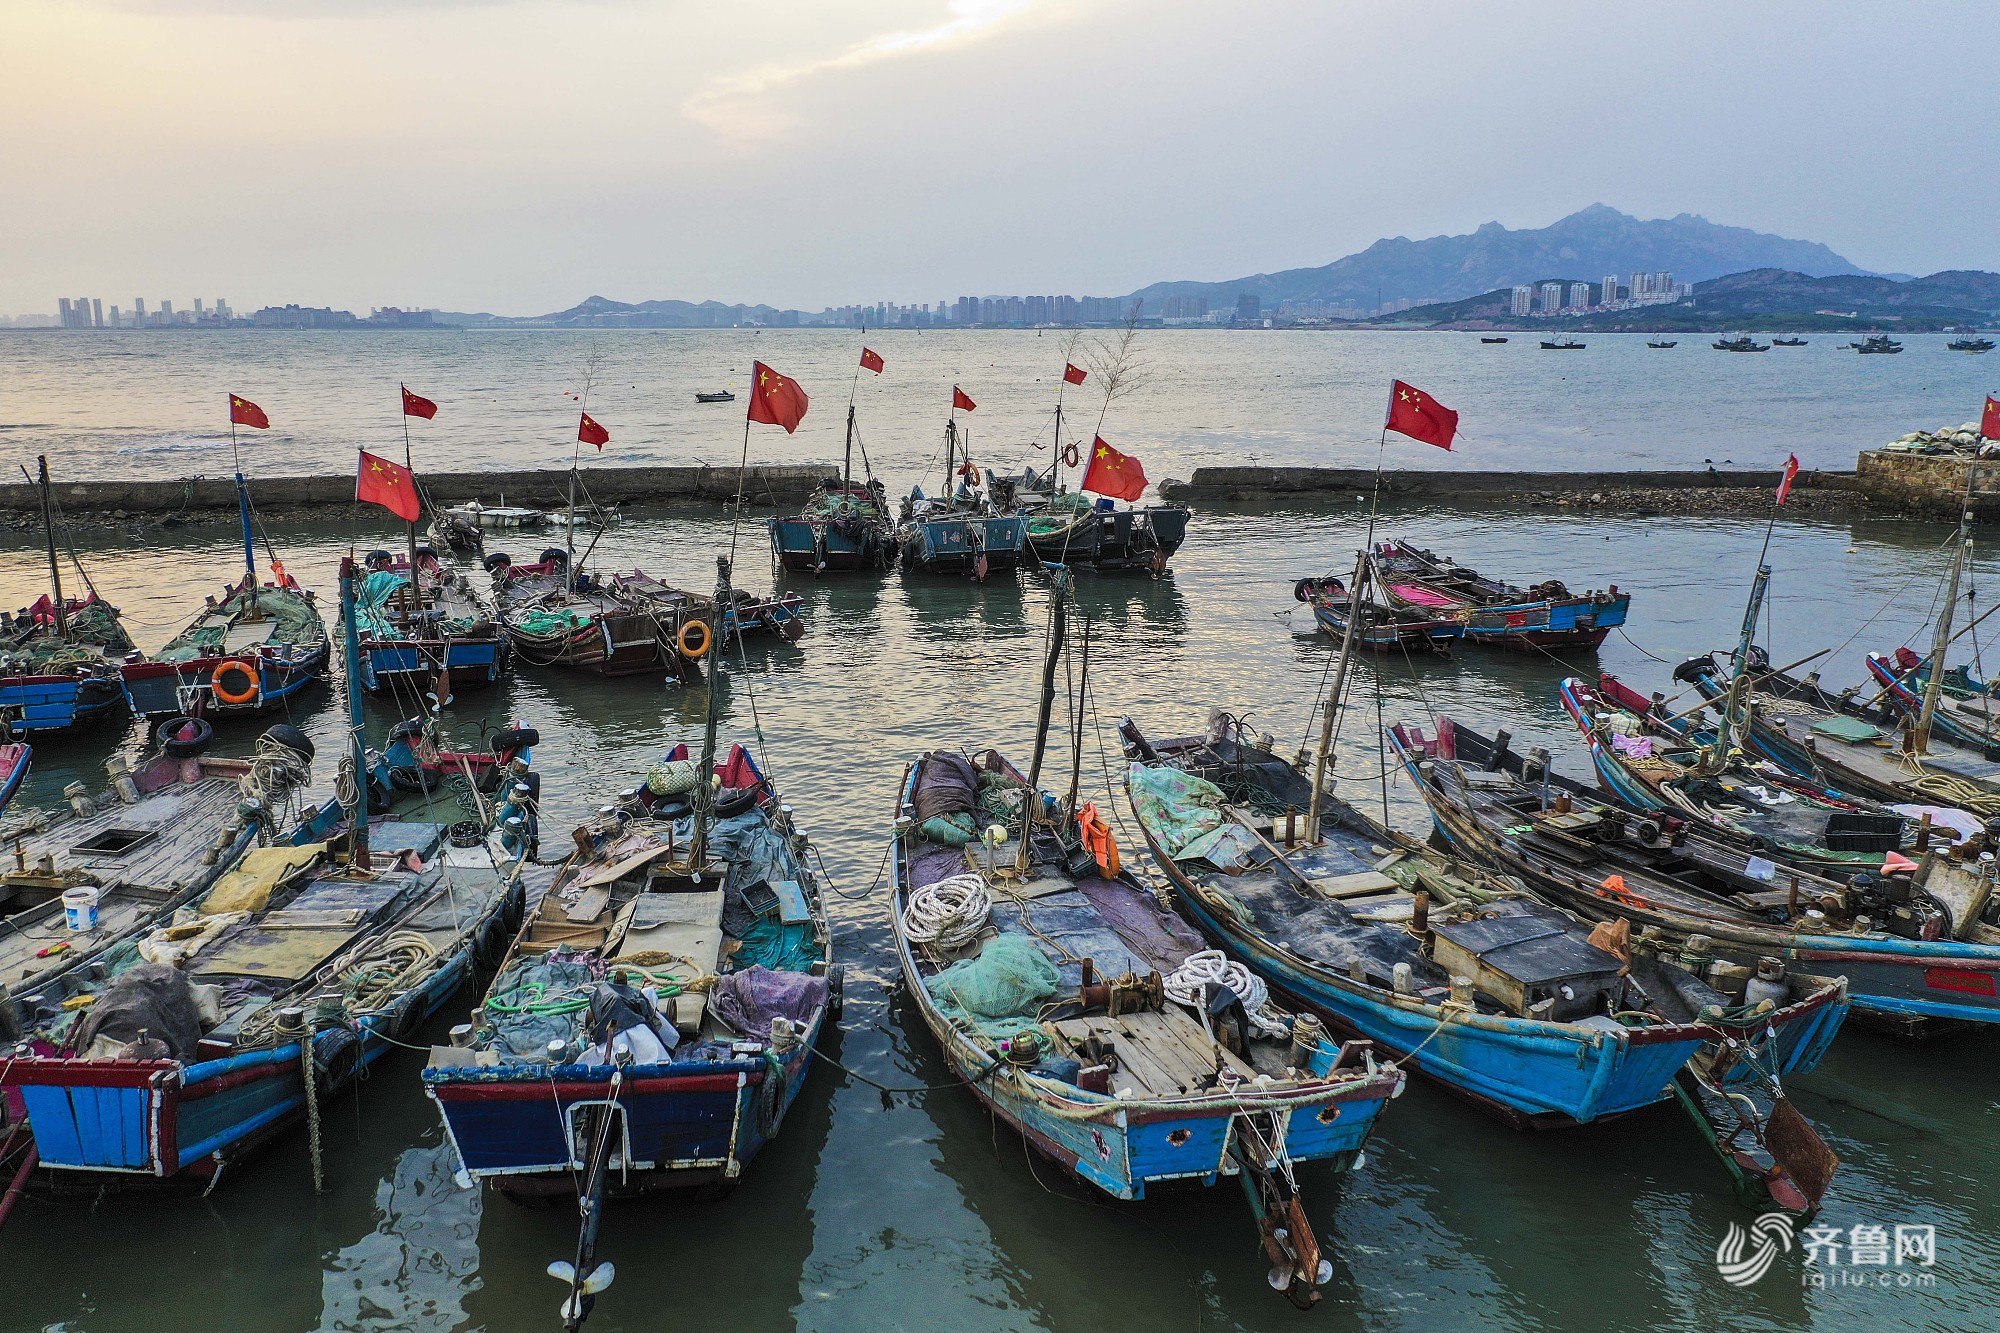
[678,619,713,658]
[1062,441,1080,469]
[212,660,260,706]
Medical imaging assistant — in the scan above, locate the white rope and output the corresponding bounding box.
[1164,949,1289,1038]
[902,873,991,952]
[237,732,312,809]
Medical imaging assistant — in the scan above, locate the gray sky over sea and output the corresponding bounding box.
[4,0,1994,316]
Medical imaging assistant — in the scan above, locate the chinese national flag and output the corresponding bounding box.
[1081,436,1147,501]
[860,347,884,374]
[1776,453,1800,505]
[1984,395,2000,440]
[1384,380,1456,450]
[577,412,609,449]
[953,386,976,413]
[401,384,438,420]
[1063,363,1087,386]
[747,361,809,432]
[229,394,270,429]
[356,450,421,522]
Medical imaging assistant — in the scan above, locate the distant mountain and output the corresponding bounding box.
[1124,205,1871,311]
[1384,267,2000,332]
[481,294,797,328]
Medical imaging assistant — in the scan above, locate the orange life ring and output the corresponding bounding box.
[211,659,260,706]
[1062,440,1080,469]
[677,619,712,659]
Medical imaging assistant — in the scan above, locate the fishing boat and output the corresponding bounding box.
[1773,337,1809,346]
[1713,335,1770,352]
[0,741,27,822]
[768,401,899,573]
[0,457,138,737]
[891,570,1405,1306]
[1012,370,1191,575]
[1292,558,1460,655]
[1850,334,1903,354]
[349,548,509,696]
[1371,538,1632,651]
[896,409,1027,579]
[1539,336,1585,350]
[1480,336,1509,344]
[1647,340,1678,348]
[443,498,548,530]
[608,569,805,682]
[119,473,329,722]
[1392,716,2000,1037]
[428,512,484,556]
[427,555,832,1331]
[0,557,534,1197]
[694,390,736,404]
[1122,713,1843,1213]
[489,549,667,676]
[1948,337,1995,353]
[1559,672,1918,879]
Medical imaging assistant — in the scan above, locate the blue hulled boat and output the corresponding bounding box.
[896,415,1026,578]
[349,548,509,695]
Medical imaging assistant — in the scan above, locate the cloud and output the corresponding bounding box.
[683,0,1034,143]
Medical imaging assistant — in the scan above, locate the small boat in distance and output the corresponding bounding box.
[1773,336,1808,346]
[1539,335,1585,350]
[1647,339,1678,348]
[1480,336,1509,344]
[694,390,736,403]
[443,498,548,530]
[1712,334,1770,352]
[1372,538,1632,651]
[1948,336,1995,352]
[1850,333,1904,354]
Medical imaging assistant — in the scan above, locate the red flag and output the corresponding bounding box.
[859,347,884,374]
[401,384,438,420]
[1984,395,2000,440]
[1776,453,1800,505]
[1384,380,1456,450]
[1063,363,1087,386]
[356,450,421,522]
[953,386,976,413]
[577,412,609,449]
[747,360,810,433]
[229,394,269,429]
[1080,436,1147,501]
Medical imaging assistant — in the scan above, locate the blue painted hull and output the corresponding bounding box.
[0,672,127,736]
[768,517,896,573]
[903,514,1027,574]
[357,636,508,693]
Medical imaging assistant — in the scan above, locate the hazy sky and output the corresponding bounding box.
[4,0,1995,315]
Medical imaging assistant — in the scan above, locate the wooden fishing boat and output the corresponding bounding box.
[896,418,1027,579]
[119,476,328,722]
[1850,334,1903,354]
[0,458,138,737]
[443,498,547,530]
[1948,337,1995,353]
[1391,717,2000,1036]
[1293,561,1460,654]
[1372,538,1632,651]
[1480,336,1509,344]
[488,550,667,677]
[768,404,899,573]
[891,573,1403,1307]
[427,512,484,556]
[0,558,535,1196]
[1713,335,1770,352]
[1773,337,1809,346]
[694,390,735,404]
[0,742,28,822]
[609,569,804,683]
[1865,647,2000,754]
[427,556,832,1330]
[1540,336,1585,350]
[1021,492,1190,574]
[1647,340,1678,348]
[1123,714,1843,1213]
[349,548,509,695]
[1559,672,1917,878]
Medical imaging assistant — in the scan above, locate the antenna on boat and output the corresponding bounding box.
[1307,550,1369,843]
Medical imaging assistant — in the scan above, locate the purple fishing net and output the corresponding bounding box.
[710,965,829,1035]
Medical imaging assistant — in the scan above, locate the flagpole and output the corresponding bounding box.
[729,415,752,567]
[400,385,421,577]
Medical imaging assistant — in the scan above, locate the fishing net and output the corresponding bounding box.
[482,953,597,1060]
[350,570,483,639]
[510,606,594,637]
[1025,492,1095,537]
[729,915,819,975]
[1127,763,1227,855]
[710,965,827,1035]
[925,935,1059,1042]
[921,813,977,846]
[156,586,323,663]
[0,601,134,674]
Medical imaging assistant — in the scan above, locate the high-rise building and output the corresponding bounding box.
[1235,293,1261,323]
[1511,285,1533,317]
[1630,272,1651,299]
[1654,271,1671,295]
[108,305,120,327]
[57,298,72,327]
[1568,283,1592,310]
[160,300,173,320]
[1538,282,1563,311]
[1602,275,1619,305]
[216,298,230,320]
[91,298,103,327]
[133,298,146,324]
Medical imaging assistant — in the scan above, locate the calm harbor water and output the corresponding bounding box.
[1,332,1997,1333]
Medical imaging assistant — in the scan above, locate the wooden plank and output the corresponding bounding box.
[564,885,611,923]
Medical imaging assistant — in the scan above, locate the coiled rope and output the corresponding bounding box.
[901,874,991,952]
[1163,949,1289,1038]
[238,733,313,811]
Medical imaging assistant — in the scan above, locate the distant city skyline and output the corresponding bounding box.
[3,2,1996,315]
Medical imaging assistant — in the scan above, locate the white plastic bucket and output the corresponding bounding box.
[62,886,100,932]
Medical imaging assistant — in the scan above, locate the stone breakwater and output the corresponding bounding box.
[0,464,833,532]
